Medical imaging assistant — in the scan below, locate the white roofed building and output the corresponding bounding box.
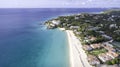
[52,20,61,25]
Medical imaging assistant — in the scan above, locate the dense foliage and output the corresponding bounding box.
[56,10,120,42]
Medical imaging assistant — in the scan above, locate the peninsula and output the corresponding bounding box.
[45,9,120,67]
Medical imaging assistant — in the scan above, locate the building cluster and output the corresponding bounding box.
[83,42,119,66]
[88,55,100,65]
[98,51,118,63]
[46,20,61,29]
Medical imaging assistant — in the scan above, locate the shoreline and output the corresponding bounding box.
[66,30,74,67]
[66,30,92,67]
[58,28,65,31]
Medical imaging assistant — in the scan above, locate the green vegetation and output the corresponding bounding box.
[89,48,107,56]
[46,9,120,42]
[56,10,120,42]
[106,58,120,65]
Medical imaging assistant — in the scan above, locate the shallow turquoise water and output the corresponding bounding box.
[35,29,69,67]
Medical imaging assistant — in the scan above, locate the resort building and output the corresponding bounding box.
[70,26,80,29]
[106,51,118,59]
[83,45,93,51]
[103,42,116,52]
[98,53,112,62]
[88,55,100,65]
[74,16,79,20]
[52,20,60,25]
[98,51,118,63]
[90,43,102,49]
[90,37,97,41]
[103,42,113,47]
[50,24,55,27]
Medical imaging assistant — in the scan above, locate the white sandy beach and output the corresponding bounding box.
[66,30,92,67]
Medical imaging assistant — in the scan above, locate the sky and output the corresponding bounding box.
[0,0,120,8]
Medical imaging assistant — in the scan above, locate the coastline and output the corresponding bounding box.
[45,9,120,67]
[58,28,65,31]
[66,30,92,67]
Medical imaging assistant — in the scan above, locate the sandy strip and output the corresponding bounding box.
[58,28,65,31]
[66,30,92,67]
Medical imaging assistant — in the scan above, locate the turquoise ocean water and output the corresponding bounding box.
[0,8,107,67]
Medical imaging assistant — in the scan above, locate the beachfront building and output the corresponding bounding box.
[83,36,97,43]
[52,20,61,25]
[98,53,112,62]
[70,26,80,29]
[90,37,97,41]
[98,51,118,63]
[90,43,102,49]
[75,31,81,35]
[103,42,116,52]
[106,51,119,59]
[88,55,100,65]
[50,23,55,27]
[103,42,113,47]
[83,45,93,51]
[84,37,90,43]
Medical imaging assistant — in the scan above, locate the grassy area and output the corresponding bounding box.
[89,48,107,56]
[106,58,120,65]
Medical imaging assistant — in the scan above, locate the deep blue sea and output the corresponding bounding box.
[0,8,108,67]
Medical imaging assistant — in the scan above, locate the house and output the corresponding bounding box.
[103,42,114,48]
[114,30,120,35]
[103,42,115,52]
[96,31,105,34]
[98,53,112,62]
[85,20,90,22]
[90,37,97,41]
[90,43,102,49]
[52,20,60,25]
[88,55,100,65]
[84,37,90,43]
[70,26,80,29]
[109,24,117,29]
[106,51,118,59]
[74,16,79,20]
[111,15,115,18]
[93,16,99,19]
[84,36,97,42]
[63,23,66,26]
[67,24,71,27]
[50,24,55,27]
[75,32,81,35]
[98,51,118,63]
[83,45,93,51]
[88,27,100,31]
[107,17,114,21]
[102,34,112,40]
